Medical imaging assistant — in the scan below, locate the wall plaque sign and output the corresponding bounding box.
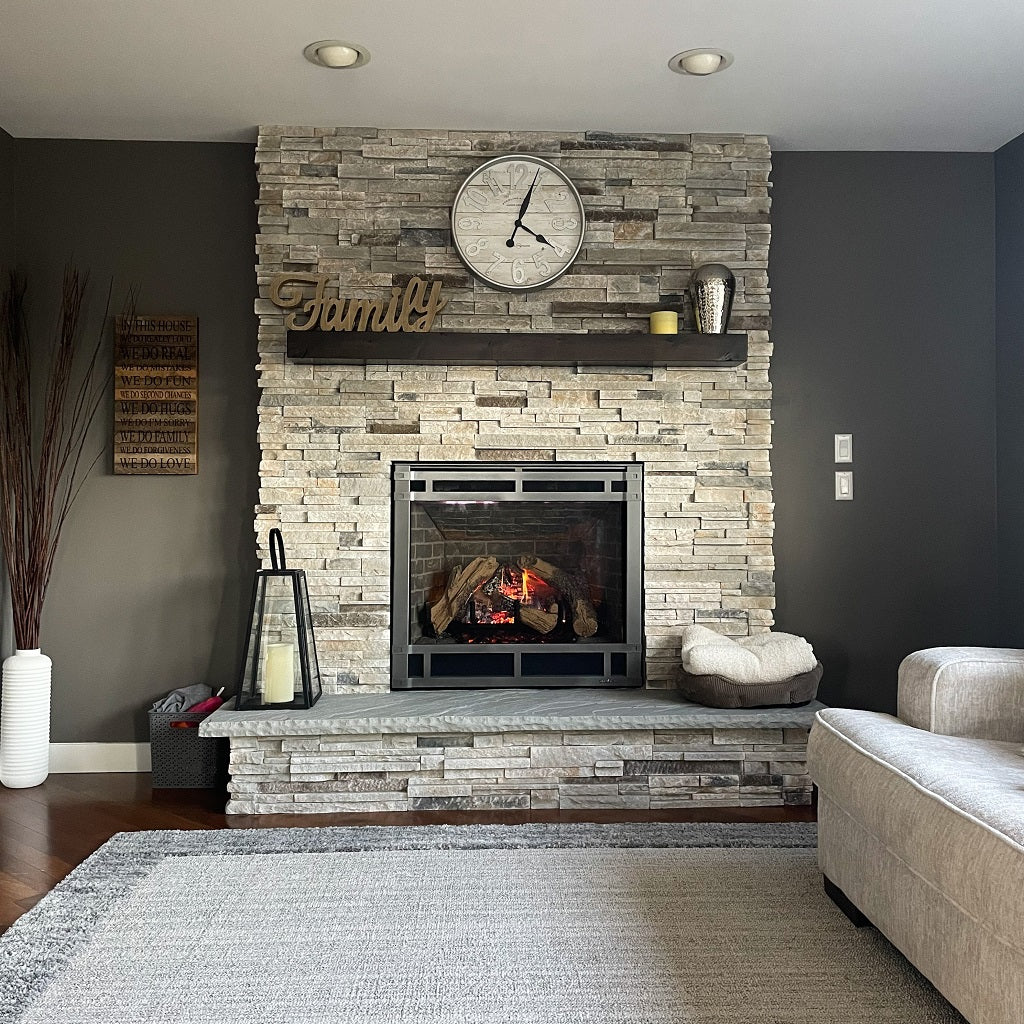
[269,274,447,332]
[114,315,198,475]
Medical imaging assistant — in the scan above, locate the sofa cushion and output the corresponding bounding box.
[809,708,1024,960]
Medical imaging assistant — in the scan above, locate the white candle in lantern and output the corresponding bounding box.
[264,642,295,703]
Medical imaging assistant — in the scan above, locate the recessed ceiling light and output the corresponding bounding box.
[668,49,734,76]
[303,40,371,69]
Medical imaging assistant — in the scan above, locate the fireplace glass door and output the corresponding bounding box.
[392,463,642,688]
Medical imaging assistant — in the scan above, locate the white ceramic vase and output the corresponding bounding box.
[0,649,52,788]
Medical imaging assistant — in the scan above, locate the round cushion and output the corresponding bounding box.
[677,661,822,709]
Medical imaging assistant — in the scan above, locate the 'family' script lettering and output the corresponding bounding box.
[269,274,448,333]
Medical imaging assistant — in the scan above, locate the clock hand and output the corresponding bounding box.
[517,169,540,221]
[507,170,541,247]
[517,223,554,247]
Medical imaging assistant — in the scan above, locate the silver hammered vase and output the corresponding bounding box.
[689,263,735,334]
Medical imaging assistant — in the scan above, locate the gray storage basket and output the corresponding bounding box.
[149,710,226,788]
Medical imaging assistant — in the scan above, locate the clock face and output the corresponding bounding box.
[451,154,585,292]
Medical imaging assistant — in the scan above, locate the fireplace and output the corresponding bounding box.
[391,463,643,688]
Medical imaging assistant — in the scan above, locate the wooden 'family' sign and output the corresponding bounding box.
[114,315,198,475]
[269,274,447,333]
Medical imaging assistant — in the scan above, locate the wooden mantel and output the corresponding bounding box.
[286,331,747,367]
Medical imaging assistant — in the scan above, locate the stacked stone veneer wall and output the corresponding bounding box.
[226,726,811,814]
[254,127,773,692]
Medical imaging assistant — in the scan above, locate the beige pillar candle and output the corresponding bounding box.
[649,310,678,334]
[264,642,295,703]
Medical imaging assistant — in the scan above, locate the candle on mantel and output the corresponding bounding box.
[264,642,295,704]
[649,310,678,334]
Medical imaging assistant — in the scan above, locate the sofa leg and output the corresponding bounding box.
[823,875,871,928]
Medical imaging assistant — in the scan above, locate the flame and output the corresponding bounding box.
[522,569,530,602]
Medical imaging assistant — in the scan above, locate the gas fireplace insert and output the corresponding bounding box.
[391,462,643,688]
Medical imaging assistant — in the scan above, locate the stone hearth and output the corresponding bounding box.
[202,692,818,814]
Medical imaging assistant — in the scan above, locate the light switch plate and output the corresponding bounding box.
[835,471,853,500]
[834,433,853,463]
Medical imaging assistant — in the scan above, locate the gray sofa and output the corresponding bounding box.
[808,647,1024,1024]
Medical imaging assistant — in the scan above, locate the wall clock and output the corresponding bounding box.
[451,154,586,292]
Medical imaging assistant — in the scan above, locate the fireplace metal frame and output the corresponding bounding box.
[391,462,644,689]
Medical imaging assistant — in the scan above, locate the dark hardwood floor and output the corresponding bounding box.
[0,773,815,931]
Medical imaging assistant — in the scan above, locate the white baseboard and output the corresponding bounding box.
[50,742,152,773]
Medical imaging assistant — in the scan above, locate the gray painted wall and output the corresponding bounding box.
[0,128,15,266]
[770,152,999,711]
[13,140,258,742]
[996,131,1024,644]
[0,127,16,662]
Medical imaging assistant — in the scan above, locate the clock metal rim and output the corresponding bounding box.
[450,153,586,293]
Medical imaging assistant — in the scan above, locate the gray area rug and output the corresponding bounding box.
[0,822,963,1023]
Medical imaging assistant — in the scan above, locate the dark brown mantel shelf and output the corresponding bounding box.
[286,331,747,367]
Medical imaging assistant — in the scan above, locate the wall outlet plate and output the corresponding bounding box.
[835,470,853,500]
[834,433,853,463]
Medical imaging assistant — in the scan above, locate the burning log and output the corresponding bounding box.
[429,553,599,640]
[430,556,499,634]
[515,554,598,638]
[519,606,559,635]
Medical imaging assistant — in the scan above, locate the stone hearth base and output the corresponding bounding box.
[201,691,820,814]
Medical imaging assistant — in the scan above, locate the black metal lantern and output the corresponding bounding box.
[235,529,322,710]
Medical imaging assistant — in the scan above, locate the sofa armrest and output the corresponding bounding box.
[897,647,1024,741]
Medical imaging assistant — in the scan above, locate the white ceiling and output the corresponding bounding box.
[1,0,1023,151]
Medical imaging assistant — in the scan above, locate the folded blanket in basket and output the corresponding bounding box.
[680,625,816,684]
[150,683,212,713]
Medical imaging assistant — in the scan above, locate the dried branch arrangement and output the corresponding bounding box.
[0,269,131,650]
